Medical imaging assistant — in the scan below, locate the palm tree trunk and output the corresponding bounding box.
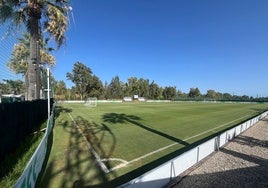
[27,3,41,100]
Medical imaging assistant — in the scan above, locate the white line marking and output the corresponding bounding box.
[101,158,129,164]
[184,114,251,141]
[128,143,177,164]
[101,158,129,172]
[68,113,110,173]
[109,162,129,172]
[125,114,251,166]
[68,113,252,172]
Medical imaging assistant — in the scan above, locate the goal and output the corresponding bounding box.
[85,97,98,107]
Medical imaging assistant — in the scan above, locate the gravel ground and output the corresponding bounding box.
[169,116,268,188]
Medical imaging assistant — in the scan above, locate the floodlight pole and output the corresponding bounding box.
[47,67,50,119]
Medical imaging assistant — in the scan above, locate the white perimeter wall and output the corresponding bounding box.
[14,105,55,188]
[120,111,268,188]
[58,100,123,103]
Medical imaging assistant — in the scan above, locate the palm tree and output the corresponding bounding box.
[7,33,56,75]
[0,0,70,100]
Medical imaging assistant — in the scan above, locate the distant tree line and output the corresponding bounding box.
[52,61,268,102]
[0,80,25,95]
[2,61,267,102]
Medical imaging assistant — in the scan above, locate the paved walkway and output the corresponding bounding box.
[169,117,268,188]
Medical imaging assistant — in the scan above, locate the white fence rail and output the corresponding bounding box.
[120,111,268,188]
[14,104,55,188]
[58,100,123,103]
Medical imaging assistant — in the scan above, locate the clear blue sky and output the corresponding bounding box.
[53,0,268,97]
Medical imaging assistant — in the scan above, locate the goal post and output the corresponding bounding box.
[85,97,98,107]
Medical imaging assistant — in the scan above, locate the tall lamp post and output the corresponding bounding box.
[47,67,50,119]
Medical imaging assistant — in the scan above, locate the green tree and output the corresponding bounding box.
[0,79,25,94]
[149,81,162,99]
[124,77,151,98]
[54,80,67,100]
[223,93,233,100]
[127,77,139,96]
[138,78,150,97]
[87,75,103,98]
[107,76,123,99]
[163,86,177,100]
[206,89,217,99]
[241,95,250,101]
[66,62,93,100]
[0,0,70,100]
[0,83,8,95]
[103,81,109,99]
[122,83,131,97]
[189,87,201,98]
[67,86,80,100]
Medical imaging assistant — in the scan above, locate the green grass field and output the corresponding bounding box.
[38,102,268,187]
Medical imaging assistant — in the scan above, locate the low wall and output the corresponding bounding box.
[58,100,123,103]
[14,104,55,188]
[120,111,268,188]
[146,100,171,103]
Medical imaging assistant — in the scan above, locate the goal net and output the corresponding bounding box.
[85,97,97,107]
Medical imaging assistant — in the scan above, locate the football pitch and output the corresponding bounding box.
[38,102,268,187]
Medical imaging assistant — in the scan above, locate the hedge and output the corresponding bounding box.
[0,99,53,161]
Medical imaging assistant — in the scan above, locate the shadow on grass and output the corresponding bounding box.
[37,110,268,187]
[54,105,72,119]
[37,106,118,187]
[87,112,268,187]
[250,108,268,114]
[102,113,189,146]
[59,116,116,187]
[36,106,69,187]
[74,116,117,168]
[85,117,268,187]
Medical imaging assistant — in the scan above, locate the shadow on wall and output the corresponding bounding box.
[171,135,268,188]
[173,164,268,188]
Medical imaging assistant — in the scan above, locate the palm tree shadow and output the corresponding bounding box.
[102,113,189,146]
[54,105,72,119]
[37,114,118,187]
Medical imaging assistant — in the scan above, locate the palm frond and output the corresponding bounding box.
[12,9,27,24]
[45,3,68,47]
[46,1,67,13]
[0,4,13,22]
[40,49,55,66]
[3,0,21,7]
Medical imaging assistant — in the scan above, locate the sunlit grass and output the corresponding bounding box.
[39,102,268,187]
[0,123,46,187]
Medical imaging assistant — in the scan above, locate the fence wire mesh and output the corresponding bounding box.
[0,23,25,82]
